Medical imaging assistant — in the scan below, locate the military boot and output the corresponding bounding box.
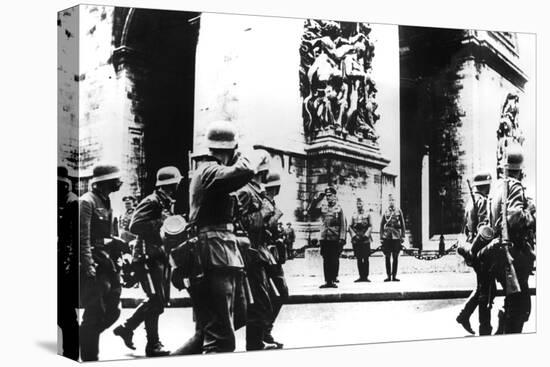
[113,325,136,350]
[146,341,170,357]
[456,313,475,335]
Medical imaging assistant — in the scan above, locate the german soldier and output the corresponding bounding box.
[349,198,372,282]
[309,186,347,288]
[113,166,182,356]
[283,222,296,260]
[186,120,254,353]
[233,150,279,351]
[79,164,125,361]
[263,171,288,348]
[58,166,79,360]
[486,145,536,333]
[456,171,495,335]
[380,194,405,282]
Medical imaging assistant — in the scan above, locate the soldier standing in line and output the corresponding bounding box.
[57,166,79,360]
[113,166,182,357]
[380,194,406,282]
[263,171,288,349]
[309,186,347,288]
[117,196,137,244]
[349,198,372,282]
[283,222,296,260]
[456,171,495,335]
[485,145,536,334]
[79,164,125,361]
[233,150,280,351]
[186,120,254,353]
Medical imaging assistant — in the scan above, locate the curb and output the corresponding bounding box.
[120,288,536,308]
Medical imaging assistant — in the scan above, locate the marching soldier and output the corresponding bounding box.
[380,194,406,282]
[456,171,495,335]
[487,145,536,334]
[263,171,288,349]
[186,120,254,353]
[233,150,279,351]
[113,166,182,356]
[309,186,347,288]
[57,166,79,360]
[79,164,125,361]
[349,198,372,282]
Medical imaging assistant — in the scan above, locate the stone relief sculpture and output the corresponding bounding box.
[300,20,379,142]
[496,93,524,177]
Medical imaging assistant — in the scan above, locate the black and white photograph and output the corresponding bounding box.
[55,2,538,363]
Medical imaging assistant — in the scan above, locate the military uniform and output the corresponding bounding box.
[79,189,121,361]
[350,209,372,281]
[58,187,79,360]
[114,189,173,355]
[310,190,347,287]
[457,189,496,335]
[262,194,288,348]
[380,204,405,281]
[283,225,295,260]
[234,181,277,350]
[488,176,535,333]
[188,153,254,353]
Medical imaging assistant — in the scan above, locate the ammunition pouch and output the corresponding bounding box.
[170,236,203,288]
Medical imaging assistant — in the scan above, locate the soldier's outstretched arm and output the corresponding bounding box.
[203,155,254,193]
[79,198,94,272]
[129,198,162,236]
[399,209,406,239]
[339,209,347,242]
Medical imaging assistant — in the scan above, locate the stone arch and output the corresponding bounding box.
[112,8,200,212]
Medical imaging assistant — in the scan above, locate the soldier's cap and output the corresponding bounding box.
[205,120,238,150]
[505,144,524,171]
[264,171,281,188]
[356,197,363,203]
[156,166,182,186]
[325,186,337,195]
[57,166,72,187]
[89,164,121,185]
[472,171,492,186]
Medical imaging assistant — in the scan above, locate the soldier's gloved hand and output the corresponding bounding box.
[85,264,96,278]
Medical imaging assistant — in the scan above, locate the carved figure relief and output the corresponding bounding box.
[300,20,379,142]
[496,93,524,177]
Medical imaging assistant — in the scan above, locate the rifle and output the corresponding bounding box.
[501,178,521,295]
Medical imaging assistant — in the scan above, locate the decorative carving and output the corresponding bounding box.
[496,93,523,178]
[300,20,378,142]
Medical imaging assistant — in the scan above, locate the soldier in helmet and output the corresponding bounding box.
[113,166,182,357]
[456,171,495,335]
[79,164,124,361]
[380,194,406,282]
[309,186,347,288]
[186,120,254,353]
[263,170,288,348]
[58,166,79,360]
[487,144,536,333]
[349,198,373,282]
[233,150,280,351]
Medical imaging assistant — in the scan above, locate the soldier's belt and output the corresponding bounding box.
[198,223,234,233]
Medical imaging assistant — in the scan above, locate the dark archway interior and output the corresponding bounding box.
[399,26,465,247]
[115,8,200,213]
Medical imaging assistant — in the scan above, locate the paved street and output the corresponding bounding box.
[93,296,536,361]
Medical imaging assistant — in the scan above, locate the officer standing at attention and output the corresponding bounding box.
[309,186,347,288]
[349,198,373,282]
[113,166,182,356]
[187,120,254,353]
[487,145,536,334]
[380,194,406,282]
[456,171,495,335]
[79,164,124,361]
[57,166,79,360]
